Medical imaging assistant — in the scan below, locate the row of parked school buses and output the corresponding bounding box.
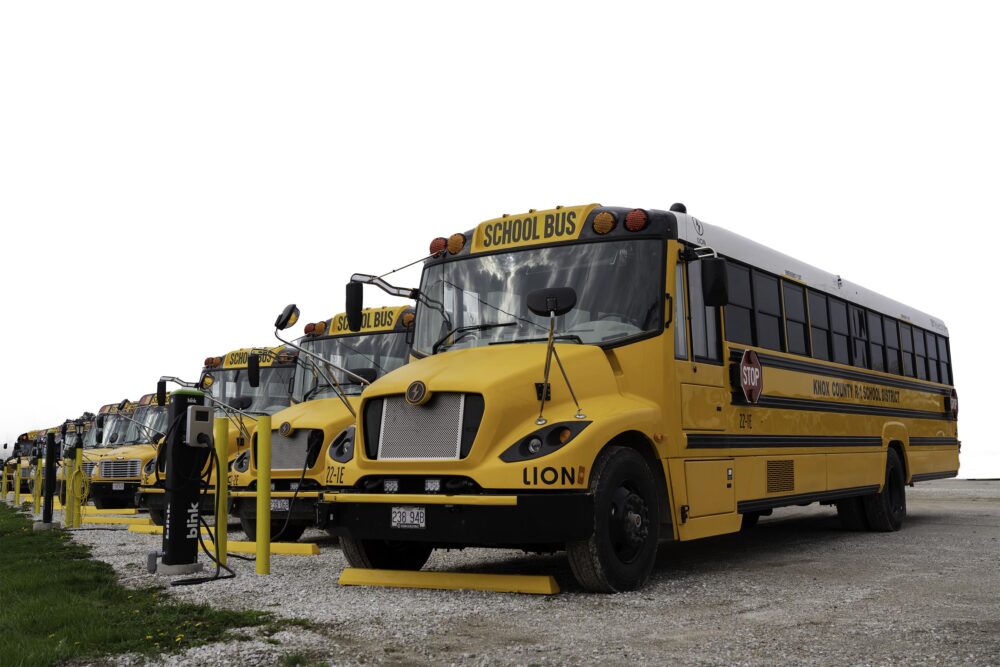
[2,203,961,592]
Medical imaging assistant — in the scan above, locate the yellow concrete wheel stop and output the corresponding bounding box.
[339,568,560,595]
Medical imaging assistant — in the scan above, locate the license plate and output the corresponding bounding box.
[270,498,290,512]
[391,506,425,529]
[112,483,125,491]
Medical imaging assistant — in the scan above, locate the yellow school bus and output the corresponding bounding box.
[137,347,296,524]
[322,203,959,592]
[229,306,413,542]
[87,399,155,509]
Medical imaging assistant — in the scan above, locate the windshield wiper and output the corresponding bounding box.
[490,334,584,346]
[303,383,334,401]
[432,322,517,354]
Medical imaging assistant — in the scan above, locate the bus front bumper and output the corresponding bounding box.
[89,481,140,505]
[317,492,594,546]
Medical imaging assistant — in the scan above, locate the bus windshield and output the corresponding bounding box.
[205,365,295,415]
[124,405,168,444]
[100,414,131,447]
[293,332,409,402]
[413,239,664,355]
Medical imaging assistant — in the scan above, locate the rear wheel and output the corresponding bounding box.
[341,536,433,570]
[148,508,165,526]
[567,446,660,593]
[740,512,761,530]
[836,497,869,530]
[863,448,906,532]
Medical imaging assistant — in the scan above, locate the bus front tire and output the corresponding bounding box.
[238,506,307,543]
[340,535,432,570]
[863,448,906,532]
[567,446,660,593]
[149,508,165,526]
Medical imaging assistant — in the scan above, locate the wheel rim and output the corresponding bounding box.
[608,482,650,564]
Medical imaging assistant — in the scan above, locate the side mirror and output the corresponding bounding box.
[248,353,261,388]
[701,257,730,307]
[61,423,68,439]
[526,287,577,317]
[156,380,167,407]
[275,304,300,331]
[346,282,364,332]
[347,367,378,384]
[109,433,119,444]
[95,414,105,444]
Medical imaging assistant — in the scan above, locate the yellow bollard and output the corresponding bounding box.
[65,456,76,526]
[255,415,271,575]
[71,449,84,528]
[14,463,22,507]
[33,459,42,513]
[213,417,229,566]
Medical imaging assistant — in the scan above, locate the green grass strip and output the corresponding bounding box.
[0,504,270,666]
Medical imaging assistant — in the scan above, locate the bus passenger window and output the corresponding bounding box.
[782,282,809,356]
[808,290,830,361]
[926,331,940,383]
[884,319,901,375]
[899,324,915,377]
[687,261,721,363]
[724,263,753,345]
[674,264,688,359]
[829,298,850,365]
[868,311,885,372]
[914,327,928,380]
[753,271,783,351]
[937,336,952,384]
[849,305,868,369]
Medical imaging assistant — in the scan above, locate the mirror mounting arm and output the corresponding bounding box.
[349,273,418,300]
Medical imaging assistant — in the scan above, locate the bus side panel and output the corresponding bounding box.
[733,453,828,501]
[828,451,885,490]
[667,458,742,541]
[908,448,960,477]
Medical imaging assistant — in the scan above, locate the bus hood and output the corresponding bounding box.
[365,343,617,409]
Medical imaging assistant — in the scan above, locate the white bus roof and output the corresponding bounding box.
[674,213,949,336]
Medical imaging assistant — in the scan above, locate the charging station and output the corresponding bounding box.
[153,388,213,575]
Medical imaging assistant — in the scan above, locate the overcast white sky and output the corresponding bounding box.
[0,2,995,477]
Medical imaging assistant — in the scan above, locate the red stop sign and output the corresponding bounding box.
[740,349,763,404]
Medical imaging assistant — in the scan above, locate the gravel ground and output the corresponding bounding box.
[32,479,1000,666]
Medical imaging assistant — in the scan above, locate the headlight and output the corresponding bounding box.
[143,459,156,475]
[499,421,591,462]
[233,451,250,473]
[328,426,355,464]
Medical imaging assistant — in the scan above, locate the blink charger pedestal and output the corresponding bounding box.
[152,389,212,575]
[32,432,59,532]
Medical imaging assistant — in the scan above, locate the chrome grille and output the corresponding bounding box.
[82,462,97,477]
[98,459,141,479]
[378,393,465,461]
[264,430,314,471]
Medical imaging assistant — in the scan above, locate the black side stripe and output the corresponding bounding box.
[687,434,881,449]
[728,349,952,396]
[737,485,880,513]
[756,395,947,421]
[911,471,959,482]
[909,437,960,447]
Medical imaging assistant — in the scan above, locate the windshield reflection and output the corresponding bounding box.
[124,405,168,444]
[204,365,295,415]
[293,332,409,402]
[414,239,663,355]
